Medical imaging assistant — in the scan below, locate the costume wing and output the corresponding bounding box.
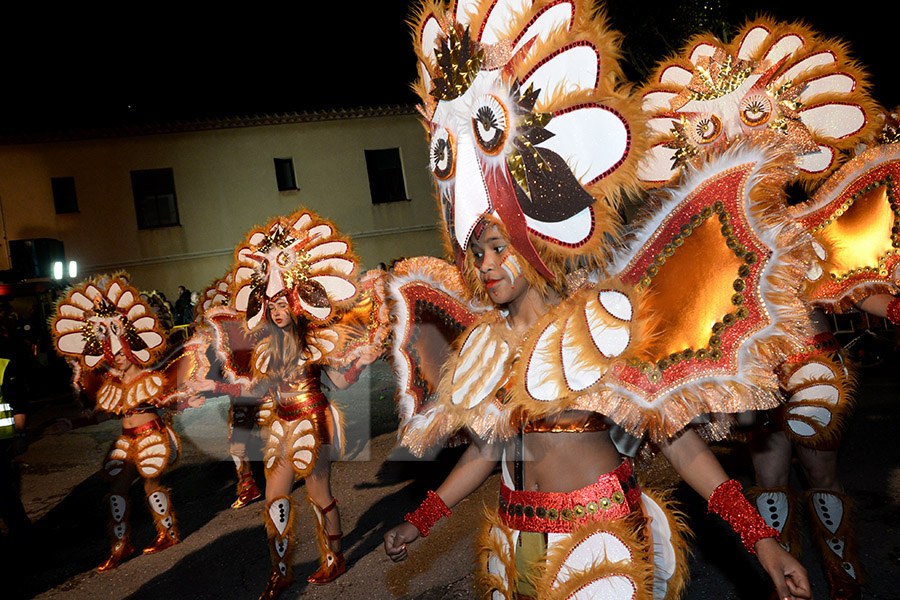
[792,143,900,311]
[385,256,491,442]
[198,306,257,386]
[590,140,813,441]
[321,268,391,376]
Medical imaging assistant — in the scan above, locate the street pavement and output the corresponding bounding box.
[4,359,899,599]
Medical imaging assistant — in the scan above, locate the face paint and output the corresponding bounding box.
[500,251,522,290]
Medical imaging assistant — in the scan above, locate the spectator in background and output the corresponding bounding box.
[0,337,32,560]
[173,286,194,326]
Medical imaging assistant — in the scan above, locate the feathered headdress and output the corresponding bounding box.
[232,209,359,330]
[412,0,646,288]
[52,274,166,369]
[639,18,877,188]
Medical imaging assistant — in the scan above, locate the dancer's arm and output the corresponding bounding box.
[660,428,811,600]
[856,293,898,321]
[384,439,500,562]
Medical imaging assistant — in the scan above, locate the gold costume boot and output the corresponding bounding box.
[144,488,180,554]
[97,493,135,572]
[231,455,261,509]
[307,497,345,584]
[260,495,294,600]
[807,490,863,600]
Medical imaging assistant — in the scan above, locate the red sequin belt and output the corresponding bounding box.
[276,390,328,421]
[122,417,164,437]
[499,460,640,533]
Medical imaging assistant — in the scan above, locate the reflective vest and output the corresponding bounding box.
[0,358,14,440]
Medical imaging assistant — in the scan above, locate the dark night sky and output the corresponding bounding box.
[1,1,895,136]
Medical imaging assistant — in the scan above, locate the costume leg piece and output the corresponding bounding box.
[260,495,294,600]
[752,487,801,557]
[143,487,180,554]
[307,496,345,584]
[97,493,135,572]
[807,490,863,600]
[231,454,261,509]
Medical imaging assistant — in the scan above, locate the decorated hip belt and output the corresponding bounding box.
[276,390,328,421]
[122,417,164,437]
[498,460,641,533]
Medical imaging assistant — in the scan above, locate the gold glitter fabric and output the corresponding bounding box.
[639,17,878,188]
[793,143,900,312]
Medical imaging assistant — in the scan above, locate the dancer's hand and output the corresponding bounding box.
[187,379,216,393]
[756,538,811,599]
[384,522,420,562]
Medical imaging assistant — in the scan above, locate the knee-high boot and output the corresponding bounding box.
[144,487,180,554]
[231,453,261,509]
[260,495,294,600]
[751,487,801,557]
[807,490,863,600]
[97,493,135,572]
[307,496,345,584]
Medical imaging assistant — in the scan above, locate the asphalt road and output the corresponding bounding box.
[4,358,899,599]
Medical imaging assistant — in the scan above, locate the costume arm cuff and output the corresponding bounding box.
[886,297,900,326]
[707,479,778,554]
[404,490,451,537]
[214,382,243,397]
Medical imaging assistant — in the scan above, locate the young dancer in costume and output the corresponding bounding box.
[381,3,822,597]
[51,275,194,571]
[190,210,379,599]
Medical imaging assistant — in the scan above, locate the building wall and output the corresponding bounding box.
[0,112,444,296]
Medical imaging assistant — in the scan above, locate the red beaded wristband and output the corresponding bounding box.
[404,490,451,537]
[886,297,900,326]
[214,382,243,397]
[707,479,778,554]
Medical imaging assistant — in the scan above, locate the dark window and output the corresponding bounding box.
[274,158,298,191]
[131,168,180,229]
[365,148,409,204]
[51,177,78,213]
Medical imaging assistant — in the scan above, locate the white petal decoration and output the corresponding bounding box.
[420,13,442,63]
[127,304,147,321]
[638,145,679,183]
[454,0,481,27]
[310,257,355,275]
[735,27,771,60]
[512,1,574,55]
[56,333,86,354]
[525,206,593,246]
[248,232,267,246]
[778,51,836,85]
[132,349,150,363]
[807,263,824,281]
[108,282,123,303]
[688,42,718,64]
[541,106,630,186]
[526,321,564,401]
[524,44,599,104]
[562,316,606,391]
[480,0,531,45]
[452,131,493,249]
[59,304,83,318]
[799,74,856,101]
[55,318,85,334]
[137,331,164,350]
[570,576,637,600]
[310,275,357,301]
[86,355,102,367]
[133,316,156,331]
[271,420,285,437]
[306,224,333,242]
[117,290,134,310]
[599,290,632,321]
[800,104,865,140]
[812,241,827,260]
[297,434,316,448]
[293,450,313,467]
[788,405,833,426]
[659,64,693,87]
[71,291,94,310]
[307,241,349,261]
[299,298,331,321]
[789,384,840,406]
[642,91,678,113]
[810,493,843,534]
[799,146,835,174]
[292,213,312,231]
[760,34,804,64]
[787,362,834,385]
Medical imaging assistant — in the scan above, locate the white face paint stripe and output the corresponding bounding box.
[499,252,521,287]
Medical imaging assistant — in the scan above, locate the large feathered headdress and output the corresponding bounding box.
[639,18,877,187]
[232,210,359,330]
[412,0,646,287]
[52,274,166,369]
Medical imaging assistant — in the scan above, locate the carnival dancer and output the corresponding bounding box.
[189,210,381,599]
[51,275,198,572]
[379,1,826,598]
